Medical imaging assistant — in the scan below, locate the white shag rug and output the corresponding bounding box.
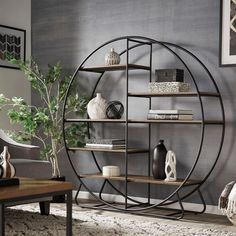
[5,203,236,236]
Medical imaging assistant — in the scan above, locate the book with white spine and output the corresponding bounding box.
[147,113,193,120]
[85,143,126,149]
[86,138,125,145]
[148,109,192,114]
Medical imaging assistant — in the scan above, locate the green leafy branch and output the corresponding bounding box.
[0,57,88,177]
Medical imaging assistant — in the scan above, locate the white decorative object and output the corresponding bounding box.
[164,150,177,182]
[0,146,16,178]
[87,93,108,119]
[218,181,236,225]
[102,166,120,177]
[148,82,191,93]
[227,212,236,225]
[105,48,120,65]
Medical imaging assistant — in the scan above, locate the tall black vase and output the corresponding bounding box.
[152,140,167,179]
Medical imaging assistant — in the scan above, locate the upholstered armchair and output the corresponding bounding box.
[0,129,52,215]
[0,129,52,179]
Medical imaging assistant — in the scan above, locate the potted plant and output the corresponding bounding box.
[0,58,88,178]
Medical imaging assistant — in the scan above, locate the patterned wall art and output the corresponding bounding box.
[220,0,236,66]
[0,25,26,69]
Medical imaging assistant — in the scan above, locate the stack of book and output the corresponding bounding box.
[147,109,193,120]
[85,138,126,149]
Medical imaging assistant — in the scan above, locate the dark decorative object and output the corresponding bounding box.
[0,24,26,69]
[152,140,167,179]
[51,175,66,203]
[0,146,15,178]
[155,69,184,82]
[106,101,124,119]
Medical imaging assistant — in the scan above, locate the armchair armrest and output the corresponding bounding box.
[0,130,40,160]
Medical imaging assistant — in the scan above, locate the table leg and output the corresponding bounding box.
[66,191,72,236]
[39,201,50,215]
[0,203,4,236]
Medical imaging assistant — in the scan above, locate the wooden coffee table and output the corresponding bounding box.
[0,178,73,236]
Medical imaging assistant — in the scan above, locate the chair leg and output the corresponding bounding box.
[39,201,50,215]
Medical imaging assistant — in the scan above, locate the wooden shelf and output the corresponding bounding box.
[129,119,224,125]
[80,173,126,182]
[128,175,200,186]
[64,118,125,123]
[68,147,149,153]
[64,118,223,125]
[128,91,220,97]
[80,64,151,72]
[79,173,201,186]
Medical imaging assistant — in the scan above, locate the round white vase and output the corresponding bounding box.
[87,93,108,119]
[105,48,120,65]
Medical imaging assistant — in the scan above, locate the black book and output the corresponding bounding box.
[0,178,20,186]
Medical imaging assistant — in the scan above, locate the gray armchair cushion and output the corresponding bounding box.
[12,159,52,179]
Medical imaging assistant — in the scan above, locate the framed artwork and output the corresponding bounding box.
[0,24,26,69]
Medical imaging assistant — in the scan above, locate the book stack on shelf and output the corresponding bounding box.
[85,139,126,149]
[147,109,193,120]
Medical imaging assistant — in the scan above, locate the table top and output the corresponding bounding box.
[0,177,73,201]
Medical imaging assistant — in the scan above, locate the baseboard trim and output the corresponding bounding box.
[73,190,221,215]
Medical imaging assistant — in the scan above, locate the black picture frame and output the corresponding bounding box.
[0,24,26,69]
[220,0,236,66]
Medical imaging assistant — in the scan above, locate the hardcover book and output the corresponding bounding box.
[147,113,193,120]
[86,139,125,145]
[85,143,126,149]
[148,109,192,115]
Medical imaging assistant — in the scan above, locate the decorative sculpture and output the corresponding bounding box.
[219,181,236,225]
[0,146,16,178]
[164,150,177,182]
[106,100,124,119]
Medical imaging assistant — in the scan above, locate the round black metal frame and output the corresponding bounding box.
[62,36,225,219]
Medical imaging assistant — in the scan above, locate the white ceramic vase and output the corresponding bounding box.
[105,48,120,65]
[87,93,108,119]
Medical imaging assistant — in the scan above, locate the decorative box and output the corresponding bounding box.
[148,82,191,93]
[102,166,120,177]
[155,69,184,82]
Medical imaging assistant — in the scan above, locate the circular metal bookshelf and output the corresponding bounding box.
[62,36,225,219]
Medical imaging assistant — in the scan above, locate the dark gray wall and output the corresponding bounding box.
[32,0,236,205]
